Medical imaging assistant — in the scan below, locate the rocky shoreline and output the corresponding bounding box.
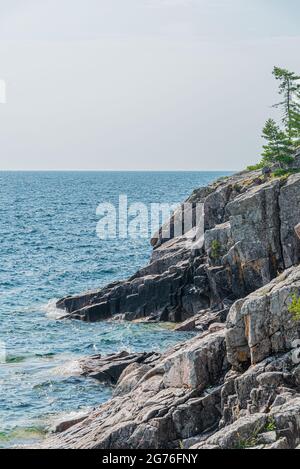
[42,169,300,449]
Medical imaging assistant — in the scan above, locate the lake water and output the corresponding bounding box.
[0,171,231,447]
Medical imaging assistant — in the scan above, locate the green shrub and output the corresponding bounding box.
[247,162,265,171]
[272,168,300,178]
[211,240,221,259]
[236,418,277,448]
[288,294,300,321]
[273,168,290,177]
[265,417,276,432]
[235,436,259,449]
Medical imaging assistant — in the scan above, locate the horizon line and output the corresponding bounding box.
[0,168,237,172]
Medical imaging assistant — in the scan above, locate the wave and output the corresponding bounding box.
[5,354,27,364]
[4,352,56,366]
[47,409,91,433]
[51,358,82,377]
[42,299,65,319]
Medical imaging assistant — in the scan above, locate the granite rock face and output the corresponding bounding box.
[280,174,300,268]
[56,172,300,323]
[43,170,300,449]
[43,266,300,449]
[226,267,300,369]
[41,331,228,449]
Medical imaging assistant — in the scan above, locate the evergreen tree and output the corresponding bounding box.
[290,109,300,149]
[261,118,294,167]
[249,66,300,172]
[272,66,300,139]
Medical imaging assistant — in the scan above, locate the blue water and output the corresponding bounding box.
[0,171,231,447]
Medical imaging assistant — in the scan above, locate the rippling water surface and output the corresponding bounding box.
[0,171,231,447]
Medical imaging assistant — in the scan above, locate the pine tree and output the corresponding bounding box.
[250,66,300,172]
[290,109,300,150]
[261,118,293,167]
[292,75,300,152]
[272,67,300,139]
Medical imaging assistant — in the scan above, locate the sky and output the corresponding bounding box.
[0,0,300,170]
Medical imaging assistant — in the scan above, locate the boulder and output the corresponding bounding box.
[79,351,160,384]
[226,266,300,369]
[191,414,268,449]
[52,414,89,434]
[257,431,277,445]
[174,317,196,332]
[160,331,227,390]
[113,363,152,397]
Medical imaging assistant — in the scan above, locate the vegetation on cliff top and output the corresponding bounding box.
[248,67,300,174]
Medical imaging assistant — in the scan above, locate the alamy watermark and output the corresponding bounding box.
[95,195,204,249]
[0,79,6,104]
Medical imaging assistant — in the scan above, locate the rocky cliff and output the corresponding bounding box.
[56,170,300,324]
[43,170,300,449]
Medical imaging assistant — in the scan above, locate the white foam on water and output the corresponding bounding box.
[42,299,65,319]
[51,358,82,377]
[46,408,91,433]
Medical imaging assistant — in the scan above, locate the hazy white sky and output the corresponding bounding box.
[0,0,299,170]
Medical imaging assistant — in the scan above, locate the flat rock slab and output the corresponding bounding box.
[174,308,229,332]
[52,414,89,434]
[79,351,161,384]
